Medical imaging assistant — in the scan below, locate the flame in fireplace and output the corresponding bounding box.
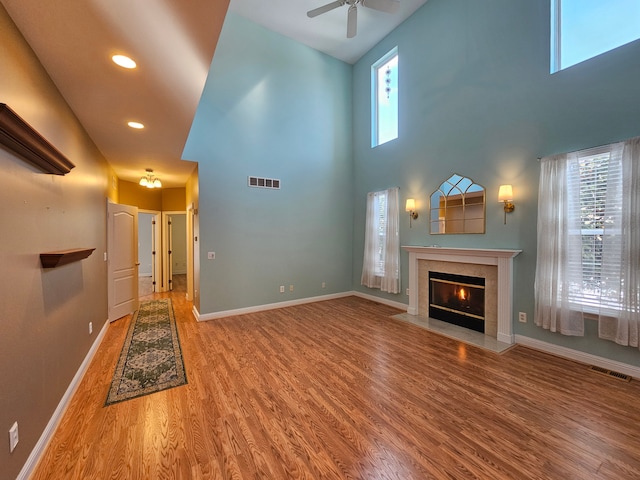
[457,287,468,301]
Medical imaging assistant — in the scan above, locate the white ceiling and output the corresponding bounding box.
[229,0,427,64]
[2,0,425,188]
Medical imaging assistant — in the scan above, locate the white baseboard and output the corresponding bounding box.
[194,292,354,321]
[193,291,408,321]
[17,319,110,480]
[351,291,408,311]
[515,334,640,379]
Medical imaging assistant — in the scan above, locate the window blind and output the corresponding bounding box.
[567,145,624,310]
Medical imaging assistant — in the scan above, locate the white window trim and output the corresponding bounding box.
[550,0,561,73]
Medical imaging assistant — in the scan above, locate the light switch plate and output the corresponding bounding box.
[9,422,18,453]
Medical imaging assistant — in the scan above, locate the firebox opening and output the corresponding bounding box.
[429,271,485,333]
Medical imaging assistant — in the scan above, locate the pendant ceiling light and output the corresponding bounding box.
[139,169,162,188]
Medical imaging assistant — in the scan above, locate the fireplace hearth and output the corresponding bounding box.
[429,271,485,333]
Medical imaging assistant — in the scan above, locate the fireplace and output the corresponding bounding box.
[403,246,521,343]
[429,271,485,333]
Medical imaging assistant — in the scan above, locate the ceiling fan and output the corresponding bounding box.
[307,0,400,39]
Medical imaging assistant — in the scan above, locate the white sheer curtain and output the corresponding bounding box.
[361,187,400,294]
[535,136,640,348]
[598,137,640,347]
[534,152,586,336]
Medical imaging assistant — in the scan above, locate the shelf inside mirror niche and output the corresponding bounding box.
[40,248,96,268]
[0,103,75,175]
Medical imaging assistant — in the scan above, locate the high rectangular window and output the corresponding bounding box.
[372,48,398,147]
[551,0,640,72]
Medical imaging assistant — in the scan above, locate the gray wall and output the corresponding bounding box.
[0,5,109,477]
[138,213,154,276]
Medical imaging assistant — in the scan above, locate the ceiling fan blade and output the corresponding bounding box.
[307,0,344,18]
[347,5,357,38]
[362,0,400,14]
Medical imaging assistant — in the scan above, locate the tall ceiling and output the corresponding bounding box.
[229,0,428,64]
[2,0,426,188]
[2,0,229,188]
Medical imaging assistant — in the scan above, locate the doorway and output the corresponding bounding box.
[137,210,187,296]
[162,211,187,294]
[138,211,161,297]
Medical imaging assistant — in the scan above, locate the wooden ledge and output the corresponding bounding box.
[0,103,75,175]
[40,248,96,268]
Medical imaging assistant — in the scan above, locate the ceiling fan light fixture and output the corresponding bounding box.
[306,0,399,38]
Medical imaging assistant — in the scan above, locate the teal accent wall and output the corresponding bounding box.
[352,0,640,366]
[186,1,640,367]
[183,13,353,314]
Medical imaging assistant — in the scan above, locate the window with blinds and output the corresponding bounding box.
[567,146,623,309]
[374,191,388,276]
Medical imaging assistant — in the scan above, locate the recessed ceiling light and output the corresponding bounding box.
[112,54,137,69]
[127,121,144,129]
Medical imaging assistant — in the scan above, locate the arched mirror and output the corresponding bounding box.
[430,174,485,234]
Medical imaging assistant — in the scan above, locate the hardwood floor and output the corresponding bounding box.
[31,293,640,479]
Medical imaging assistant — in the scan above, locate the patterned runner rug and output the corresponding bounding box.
[105,298,187,405]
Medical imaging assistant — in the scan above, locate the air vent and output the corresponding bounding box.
[589,365,632,382]
[248,176,280,190]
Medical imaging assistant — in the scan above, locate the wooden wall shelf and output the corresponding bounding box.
[40,248,96,268]
[0,103,75,175]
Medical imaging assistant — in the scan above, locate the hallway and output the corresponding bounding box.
[139,273,187,298]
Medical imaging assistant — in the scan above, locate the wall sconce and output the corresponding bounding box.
[405,198,418,228]
[498,185,514,224]
[139,168,162,188]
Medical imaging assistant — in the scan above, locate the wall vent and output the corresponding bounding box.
[248,176,280,189]
[589,365,632,382]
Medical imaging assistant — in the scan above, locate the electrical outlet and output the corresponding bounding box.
[207,252,215,260]
[9,422,18,453]
[279,285,285,293]
[89,322,93,335]
[289,285,294,292]
[518,312,527,323]
[406,288,410,296]
[322,282,326,288]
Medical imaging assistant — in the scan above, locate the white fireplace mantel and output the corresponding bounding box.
[403,246,522,344]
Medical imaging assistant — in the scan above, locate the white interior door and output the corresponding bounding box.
[108,202,139,321]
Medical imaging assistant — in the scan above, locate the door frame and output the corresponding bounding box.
[161,210,187,293]
[138,209,162,294]
[186,203,196,302]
